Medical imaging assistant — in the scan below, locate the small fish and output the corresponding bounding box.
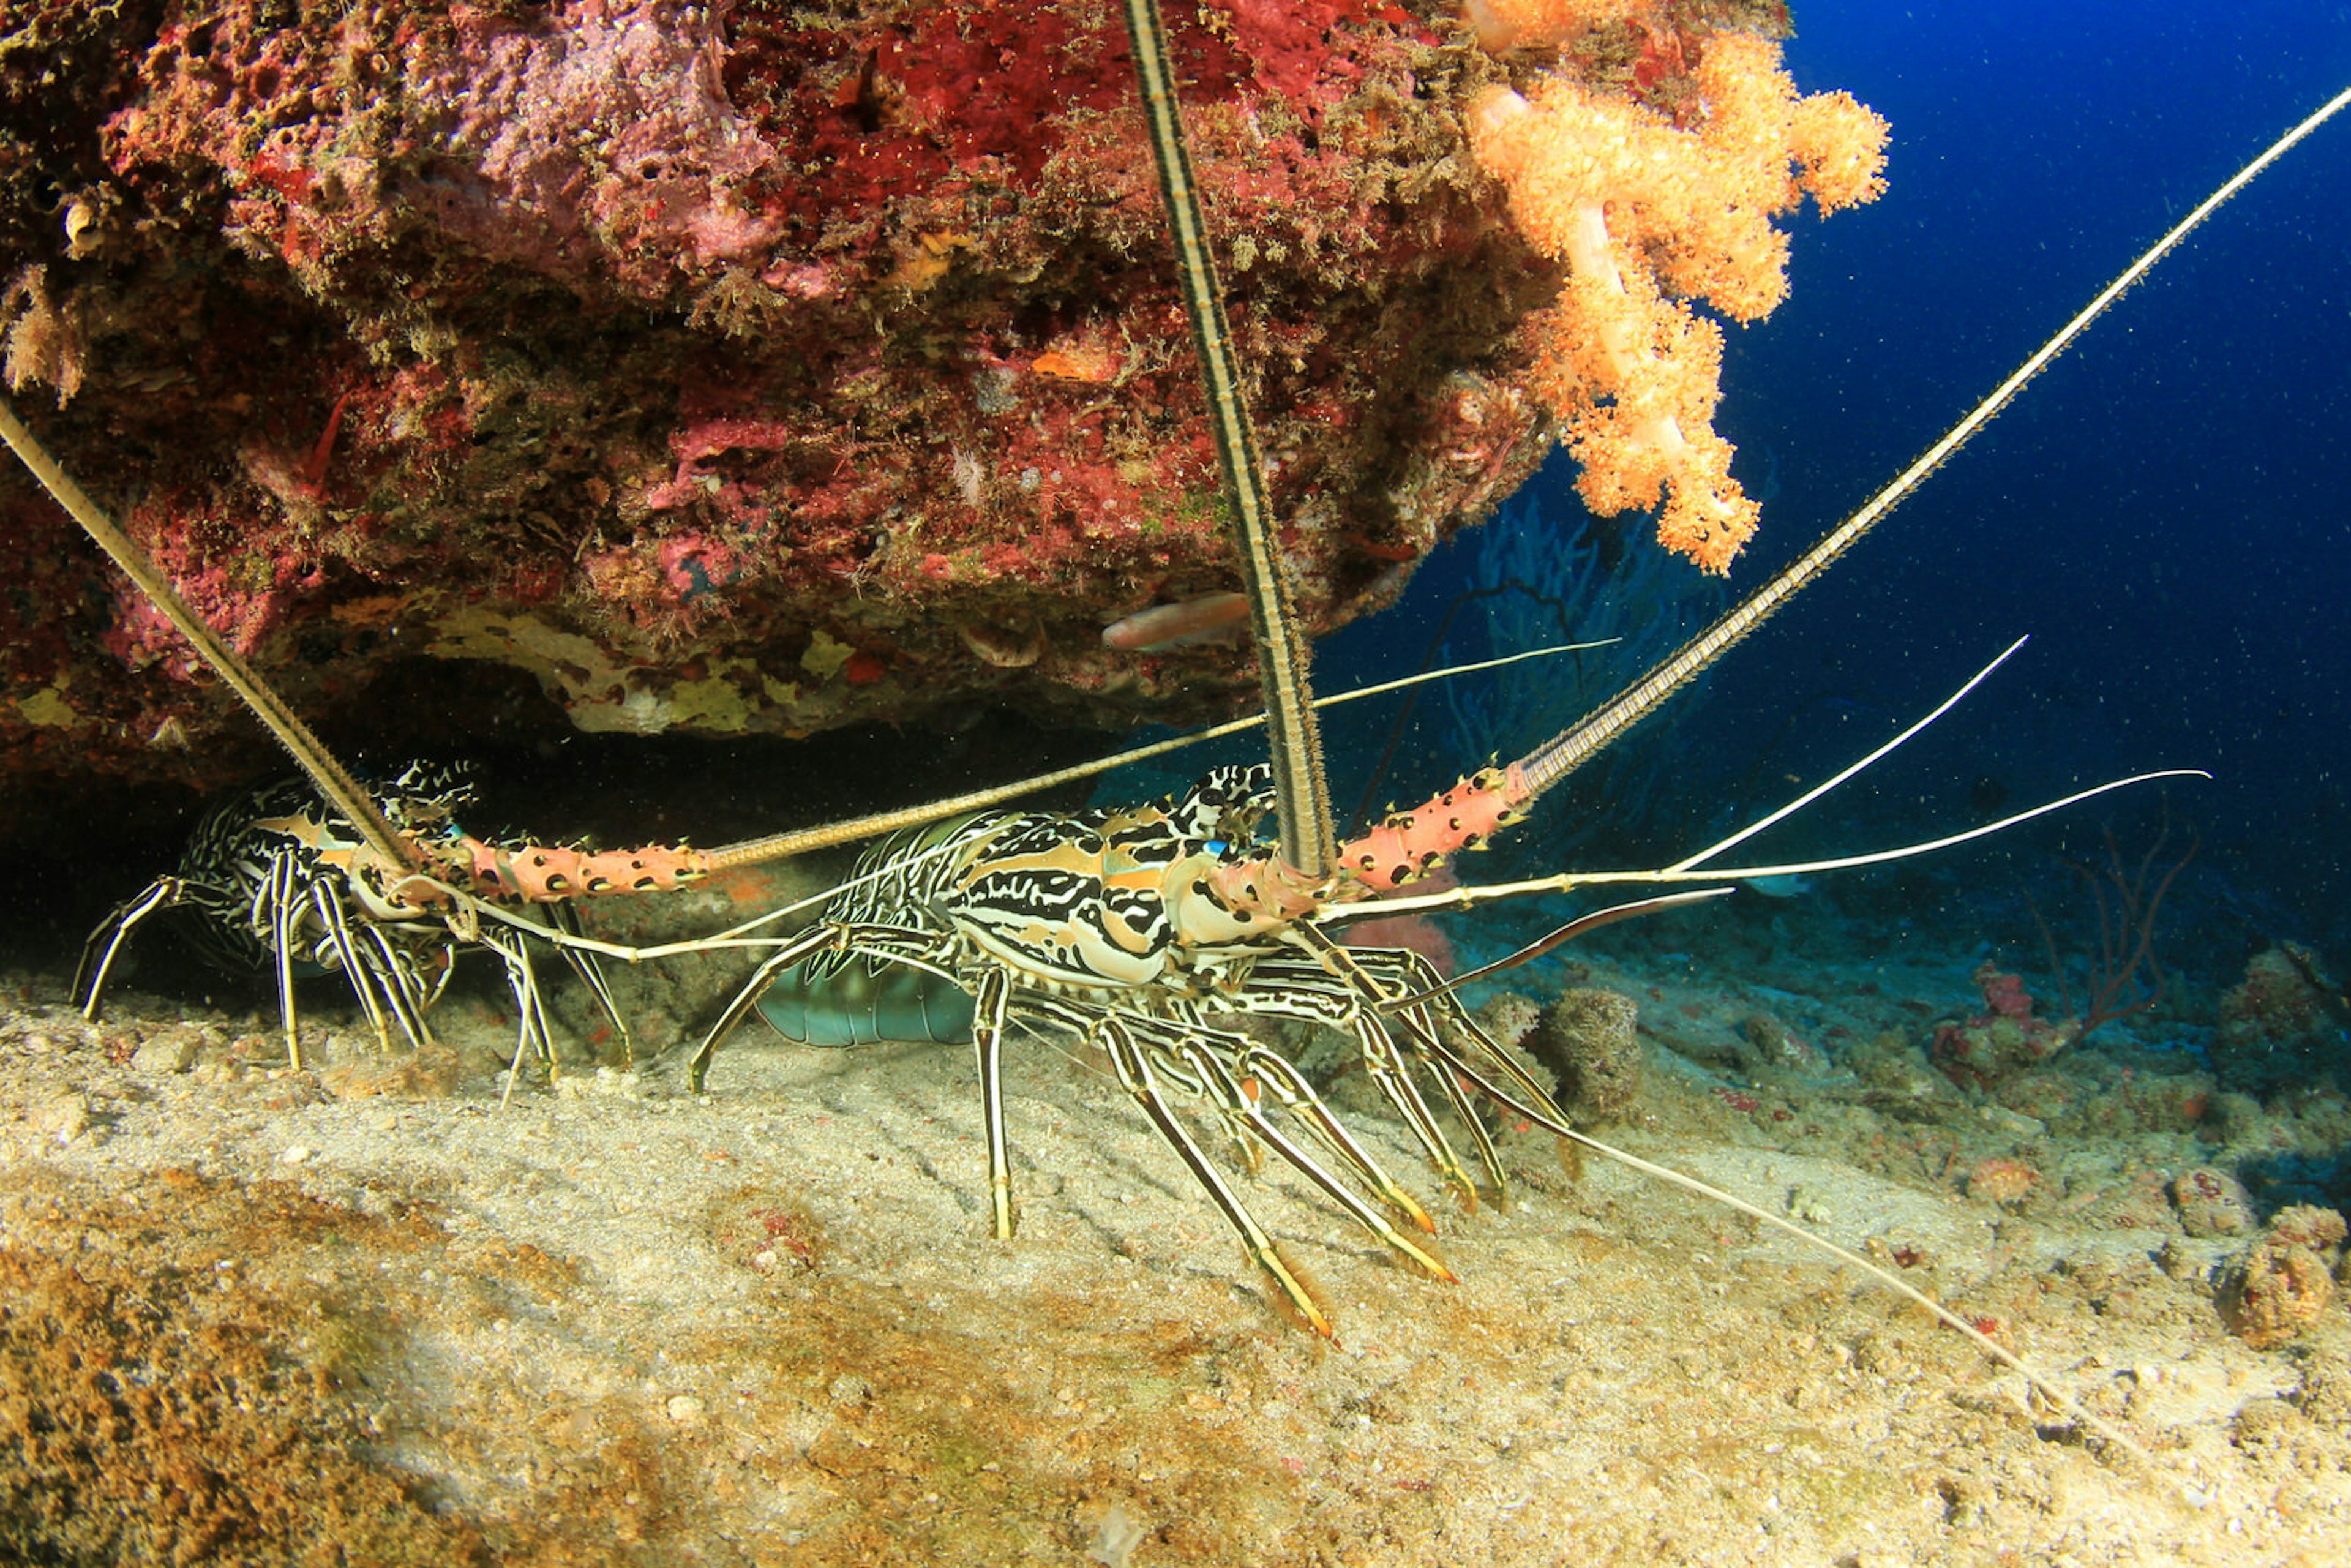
[1101,591,1251,653]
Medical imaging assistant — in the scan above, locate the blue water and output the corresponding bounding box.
[1305,2,2351,998]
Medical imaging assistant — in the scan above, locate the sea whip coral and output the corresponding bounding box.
[1468,27,1888,571]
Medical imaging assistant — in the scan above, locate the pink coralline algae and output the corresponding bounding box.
[0,0,1593,808]
[402,10,785,295]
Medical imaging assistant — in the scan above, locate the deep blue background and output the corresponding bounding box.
[1316,1,2351,967]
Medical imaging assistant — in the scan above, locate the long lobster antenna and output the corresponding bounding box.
[700,643,1600,871]
[0,396,422,873]
[1117,0,1335,882]
[1427,1045,2160,1471]
[1510,81,2351,806]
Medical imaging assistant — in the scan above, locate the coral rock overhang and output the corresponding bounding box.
[0,0,1558,798]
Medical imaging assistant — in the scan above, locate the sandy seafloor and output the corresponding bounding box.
[2,858,2347,1568]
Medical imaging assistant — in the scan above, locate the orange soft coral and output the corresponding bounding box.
[1468,32,1888,572]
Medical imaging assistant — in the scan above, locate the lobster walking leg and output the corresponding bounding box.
[1174,931,1521,1210]
[546,903,633,1062]
[1278,931,1575,1200]
[1112,1013,1456,1283]
[972,964,1018,1242]
[1094,1012,1337,1337]
[74,877,187,1024]
[686,919,965,1092]
[477,926,563,1106]
[281,853,404,1062]
[1218,1044,1441,1240]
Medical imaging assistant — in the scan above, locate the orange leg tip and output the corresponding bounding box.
[1262,1242,1337,1338]
[1402,1234,1455,1281]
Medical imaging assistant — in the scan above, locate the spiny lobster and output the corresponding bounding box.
[69,761,694,1073]
[0,392,729,1075]
[675,643,2186,1346]
[0,2,2338,1485]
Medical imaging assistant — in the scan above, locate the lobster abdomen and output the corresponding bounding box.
[756,958,978,1047]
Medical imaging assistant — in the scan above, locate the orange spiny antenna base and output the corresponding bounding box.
[1209,765,1534,919]
[1336,765,1534,893]
[458,839,714,903]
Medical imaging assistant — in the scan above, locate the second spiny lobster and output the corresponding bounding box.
[71,756,713,1073]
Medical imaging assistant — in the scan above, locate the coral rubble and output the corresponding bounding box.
[2223,1235,2338,1351]
[1531,984,1643,1120]
[2213,943,2348,1096]
[1929,963,2070,1091]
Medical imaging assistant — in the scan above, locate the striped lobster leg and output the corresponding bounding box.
[1223,932,1590,1212]
[269,846,448,1065]
[1035,999,1453,1339]
[1089,1008,1338,1337]
[72,877,189,1030]
[1205,1038,1442,1243]
[69,770,663,1073]
[686,917,968,1095]
[545,902,634,1062]
[1078,1005,1456,1281]
[475,923,567,1105]
[970,964,1018,1244]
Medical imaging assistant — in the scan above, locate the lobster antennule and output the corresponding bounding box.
[1339,633,2030,901]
